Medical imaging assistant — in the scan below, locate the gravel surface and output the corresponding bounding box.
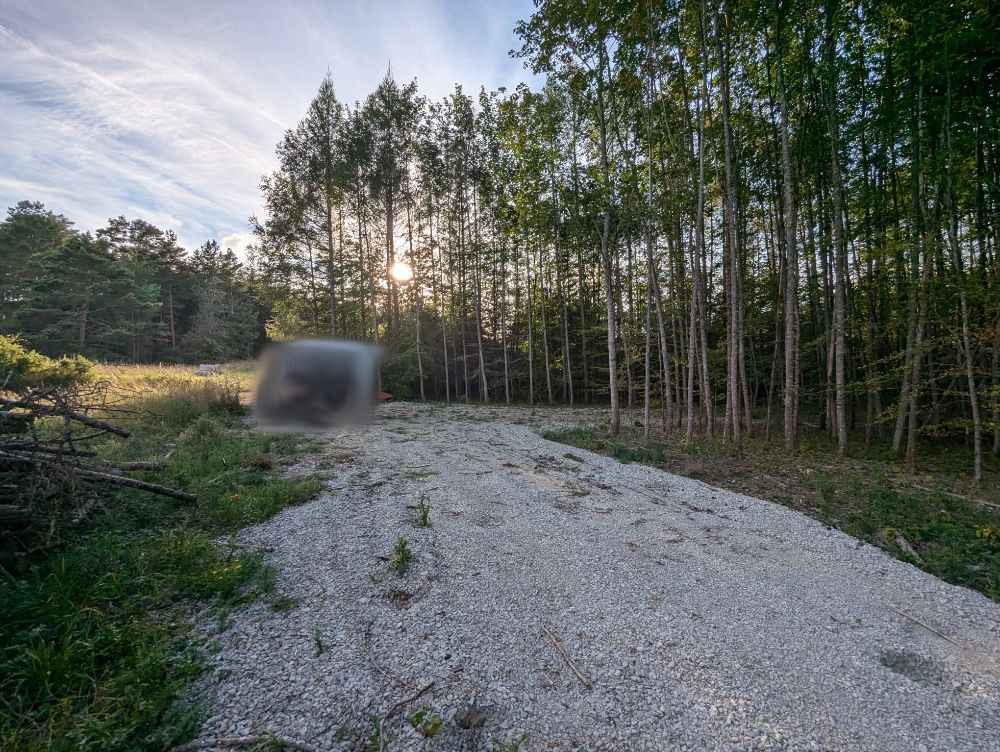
[185,402,1000,751]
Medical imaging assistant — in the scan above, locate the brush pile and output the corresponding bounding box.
[0,383,194,532]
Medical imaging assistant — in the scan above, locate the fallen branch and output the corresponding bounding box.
[76,468,196,502]
[887,605,964,648]
[118,460,166,470]
[171,735,321,752]
[0,396,130,437]
[0,504,27,523]
[906,483,1000,511]
[379,682,436,751]
[541,622,593,689]
[0,441,97,457]
[384,681,436,721]
[0,410,33,422]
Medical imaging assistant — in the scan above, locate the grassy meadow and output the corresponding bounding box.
[0,361,323,752]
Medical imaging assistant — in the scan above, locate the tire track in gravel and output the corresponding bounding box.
[185,402,1000,752]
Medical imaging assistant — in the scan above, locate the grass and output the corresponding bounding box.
[0,363,322,752]
[391,537,413,575]
[416,493,432,528]
[544,425,1000,601]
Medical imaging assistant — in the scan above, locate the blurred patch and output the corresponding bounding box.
[255,339,383,429]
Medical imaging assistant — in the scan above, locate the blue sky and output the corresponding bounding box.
[0,0,538,256]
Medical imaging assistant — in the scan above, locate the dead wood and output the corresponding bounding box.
[75,468,196,502]
[1,384,194,533]
[541,622,593,688]
[0,396,130,437]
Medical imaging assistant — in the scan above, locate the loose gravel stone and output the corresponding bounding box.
[183,402,1000,751]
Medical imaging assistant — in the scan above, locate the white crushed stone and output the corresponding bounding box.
[183,402,1000,751]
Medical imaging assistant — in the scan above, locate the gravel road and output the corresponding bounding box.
[186,402,1000,751]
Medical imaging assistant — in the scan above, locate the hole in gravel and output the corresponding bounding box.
[879,649,946,686]
[474,514,501,528]
[553,499,581,512]
[387,588,413,609]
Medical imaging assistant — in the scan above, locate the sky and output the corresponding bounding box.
[0,0,538,258]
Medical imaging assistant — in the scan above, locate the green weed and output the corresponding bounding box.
[416,493,432,527]
[408,707,442,738]
[392,537,413,575]
[269,596,300,613]
[0,373,322,751]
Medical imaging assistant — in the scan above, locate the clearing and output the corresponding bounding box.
[186,403,1000,752]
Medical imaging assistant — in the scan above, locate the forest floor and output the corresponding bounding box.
[185,402,1000,752]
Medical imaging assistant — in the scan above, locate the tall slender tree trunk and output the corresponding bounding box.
[597,40,620,434]
[643,25,671,432]
[405,191,425,400]
[472,194,489,403]
[825,3,849,455]
[643,270,653,441]
[775,5,799,451]
[526,239,535,405]
[539,242,553,404]
[720,11,742,446]
[327,198,338,336]
[501,239,512,404]
[944,112,983,482]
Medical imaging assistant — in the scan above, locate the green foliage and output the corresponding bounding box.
[407,708,442,738]
[0,334,92,389]
[0,206,261,363]
[178,241,259,362]
[131,380,244,430]
[269,596,300,613]
[416,493,432,527]
[391,536,413,575]
[490,737,528,752]
[0,523,268,751]
[0,376,322,751]
[840,482,999,600]
[0,202,74,328]
[363,715,382,752]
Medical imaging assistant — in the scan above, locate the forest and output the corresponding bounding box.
[0,205,261,363]
[2,2,999,748]
[2,0,997,479]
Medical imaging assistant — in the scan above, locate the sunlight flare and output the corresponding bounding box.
[390,261,413,283]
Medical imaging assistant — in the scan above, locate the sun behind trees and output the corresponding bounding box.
[246,0,996,481]
[0,1,993,481]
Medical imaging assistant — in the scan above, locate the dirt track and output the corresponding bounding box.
[187,402,1000,751]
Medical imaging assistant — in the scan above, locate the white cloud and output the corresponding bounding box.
[220,231,255,263]
[0,0,539,253]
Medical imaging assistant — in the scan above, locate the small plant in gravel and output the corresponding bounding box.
[256,729,295,750]
[490,737,527,752]
[364,715,383,752]
[313,631,325,656]
[269,595,300,613]
[368,572,387,585]
[408,707,442,738]
[392,536,413,575]
[416,493,432,527]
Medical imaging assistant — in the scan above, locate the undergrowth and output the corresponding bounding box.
[0,366,322,751]
[544,426,1000,601]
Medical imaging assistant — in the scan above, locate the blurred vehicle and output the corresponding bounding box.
[255,339,382,429]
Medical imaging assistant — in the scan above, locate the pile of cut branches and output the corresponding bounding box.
[1,383,194,535]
